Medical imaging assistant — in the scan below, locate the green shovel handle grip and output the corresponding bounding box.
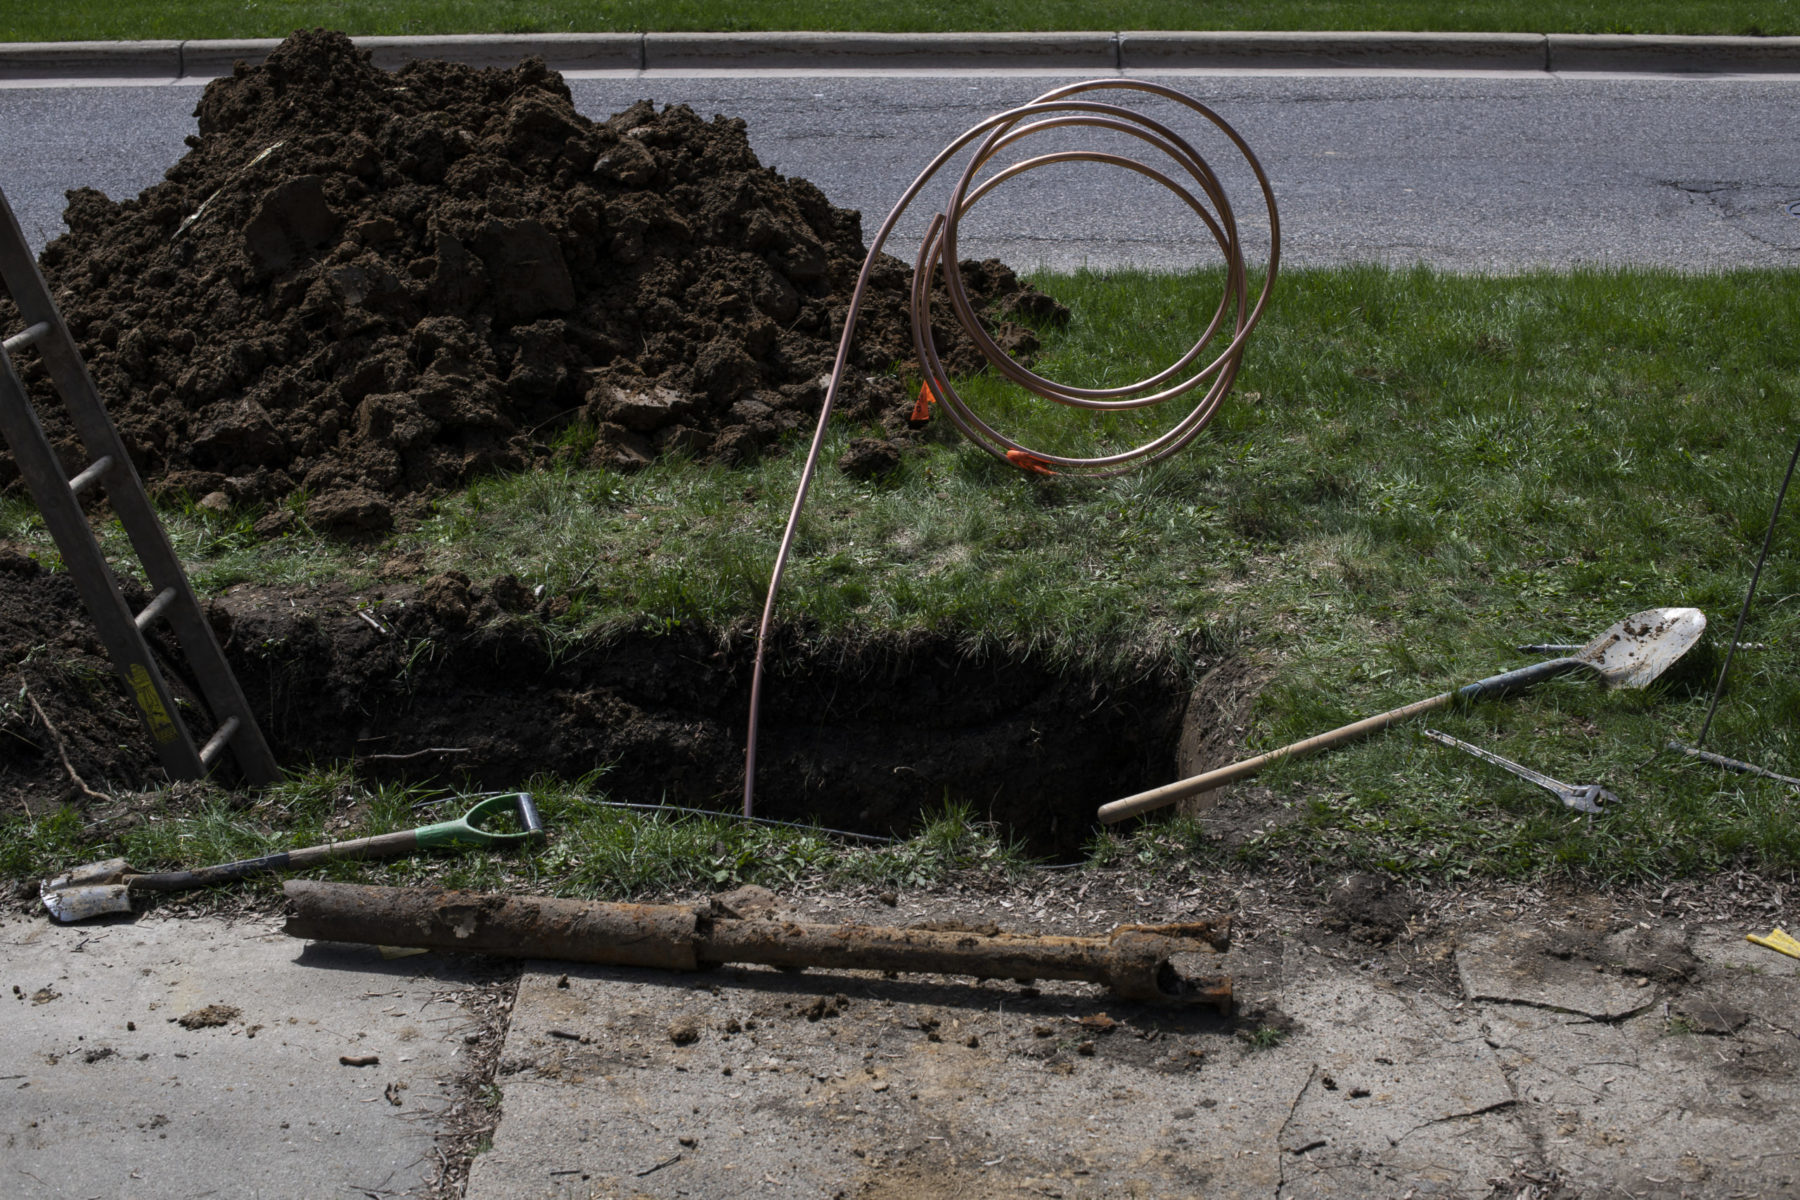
[416,792,545,849]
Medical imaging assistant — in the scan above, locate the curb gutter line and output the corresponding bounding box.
[1,31,1798,82]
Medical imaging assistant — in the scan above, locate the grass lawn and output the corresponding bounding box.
[5,264,1798,903]
[3,2,1797,42]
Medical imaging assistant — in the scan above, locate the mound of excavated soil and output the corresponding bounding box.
[0,30,1062,534]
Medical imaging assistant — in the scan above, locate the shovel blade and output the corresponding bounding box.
[42,857,133,891]
[41,858,138,923]
[1576,607,1706,689]
[42,882,135,923]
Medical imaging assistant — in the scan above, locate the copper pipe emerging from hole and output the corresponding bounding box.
[744,80,1280,818]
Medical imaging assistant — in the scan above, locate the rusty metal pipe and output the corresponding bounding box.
[699,919,1229,1008]
[282,881,704,969]
[282,881,1231,1011]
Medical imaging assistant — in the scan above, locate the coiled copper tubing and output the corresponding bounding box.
[743,79,1280,817]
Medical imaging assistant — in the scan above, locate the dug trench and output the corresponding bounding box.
[0,553,1230,855]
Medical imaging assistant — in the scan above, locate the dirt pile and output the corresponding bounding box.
[0,30,1062,533]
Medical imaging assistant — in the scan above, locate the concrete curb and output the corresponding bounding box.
[1,31,1798,82]
[1545,33,1800,73]
[644,30,1118,70]
[0,39,181,79]
[1120,31,1550,71]
[177,33,643,80]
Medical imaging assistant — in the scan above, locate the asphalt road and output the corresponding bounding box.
[3,71,1798,272]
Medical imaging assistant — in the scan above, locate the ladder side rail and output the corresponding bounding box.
[0,187,281,784]
[140,579,282,783]
[0,357,207,780]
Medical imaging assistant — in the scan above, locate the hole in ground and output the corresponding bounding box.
[225,585,1218,856]
[1,566,1237,856]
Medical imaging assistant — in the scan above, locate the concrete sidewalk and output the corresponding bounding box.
[462,918,1800,1199]
[2,912,510,1199]
[8,888,1800,1198]
[2,31,1799,84]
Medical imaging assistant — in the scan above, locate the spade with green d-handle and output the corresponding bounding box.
[1098,607,1707,825]
[41,792,543,923]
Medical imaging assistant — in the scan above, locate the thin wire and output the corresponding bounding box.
[1696,425,1800,748]
[413,791,892,843]
[742,81,1279,817]
[573,799,893,844]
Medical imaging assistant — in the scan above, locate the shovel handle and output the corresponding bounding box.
[1097,657,1585,825]
[415,792,545,849]
[128,793,547,891]
[129,830,421,891]
[1098,692,1455,824]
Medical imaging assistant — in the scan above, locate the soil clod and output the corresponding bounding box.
[177,1004,240,1029]
[1324,872,1416,944]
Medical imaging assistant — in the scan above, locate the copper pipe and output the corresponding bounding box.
[744,81,1279,817]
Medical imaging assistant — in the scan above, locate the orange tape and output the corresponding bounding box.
[1005,449,1058,476]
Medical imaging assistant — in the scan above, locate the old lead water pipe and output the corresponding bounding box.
[282,880,1233,1010]
[743,80,1280,817]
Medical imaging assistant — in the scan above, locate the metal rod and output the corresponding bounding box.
[1518,641,1765,654]
[197,716,240,767]
[67,454,113,496]
[2,320,49,355]
[1667,741,1800,789]
[133,586,178,631]
[1697,425,1800,748]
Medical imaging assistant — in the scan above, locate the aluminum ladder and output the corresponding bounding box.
[0,184,279,785]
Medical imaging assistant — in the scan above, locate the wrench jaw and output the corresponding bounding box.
[1559,785,1616,815]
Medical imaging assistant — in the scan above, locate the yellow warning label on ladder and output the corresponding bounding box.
[128,663,179,743]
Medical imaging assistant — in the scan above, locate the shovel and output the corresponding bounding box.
[1098,607,1706,824]
[41,792,543,923]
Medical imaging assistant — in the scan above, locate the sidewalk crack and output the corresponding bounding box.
[1275,1063,1319,1199]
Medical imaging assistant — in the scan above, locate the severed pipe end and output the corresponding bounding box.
[1104,947,1231,1012]
[1104,922,1233,1011]
[1159,966,1233,1016]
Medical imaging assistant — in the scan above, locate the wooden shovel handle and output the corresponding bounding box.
[1099,654,1589,824]
[128,830,420,891]
[1097,692,1456,824]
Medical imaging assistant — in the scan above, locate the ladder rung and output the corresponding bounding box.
[3,321,50,355]
[198,716,241,768]
[134,586,178,631]
[68,455,113,496]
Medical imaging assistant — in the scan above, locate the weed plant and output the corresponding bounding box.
[5,265,1799,891]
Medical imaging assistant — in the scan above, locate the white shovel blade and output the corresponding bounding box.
[1576,607,1706,689]
[41,881,135,923]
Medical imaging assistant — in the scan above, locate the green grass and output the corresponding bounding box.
[3,2,1796,42]
[6,778,1028,908]
[5,263,1800,894]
